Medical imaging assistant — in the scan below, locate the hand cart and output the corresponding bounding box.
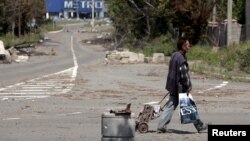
[135,92,169,133]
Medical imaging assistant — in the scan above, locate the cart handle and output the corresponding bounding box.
[158,92,169,105]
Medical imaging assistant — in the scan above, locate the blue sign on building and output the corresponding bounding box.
[46,0,104,13]
[46,0,106,19]
[46,0,64,13]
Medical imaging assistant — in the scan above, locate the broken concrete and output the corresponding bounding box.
[105,50,165,64]
[0,40,57,64]
[152,53,165,64]
[0,40,5,56]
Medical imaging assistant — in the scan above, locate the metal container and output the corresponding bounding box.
[101,137,134,141]
[101,112,135,139]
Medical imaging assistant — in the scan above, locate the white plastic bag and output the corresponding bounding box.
[179,93,198,124]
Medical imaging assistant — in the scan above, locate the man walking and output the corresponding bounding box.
[157,37,207,133]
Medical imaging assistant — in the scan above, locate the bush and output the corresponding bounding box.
[0,33,42,48]
[143,34,176,57]
[188,46,220,66]
[240,48,250,73]
[188,40,250,74]
[218,45,240,71]
[41,20,63,32]
[188,46,210,60]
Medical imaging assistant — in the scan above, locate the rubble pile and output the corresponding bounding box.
[105,49,165,64]
[0,39,55,64]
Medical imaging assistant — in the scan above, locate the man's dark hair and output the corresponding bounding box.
[177,37,188,50]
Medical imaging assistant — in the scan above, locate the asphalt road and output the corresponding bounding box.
[0,24,249,141]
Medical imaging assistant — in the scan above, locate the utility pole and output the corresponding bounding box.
[73,0,79,20]
[18,0,21,37]
[212,0,216,23]
[227,0,232,46]
[246,0,250,40]
[76,0,79,20]
[91,0,95,31]
[34,0,37,32]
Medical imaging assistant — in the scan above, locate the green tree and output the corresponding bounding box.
[108,0,216,47]
[0,0,46,37]
[107,0,172,48]
[0,0,8,34]
[169,0,215,45]
[216,0,245,24]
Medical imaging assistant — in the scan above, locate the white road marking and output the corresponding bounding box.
[1,111,83,121]
[71,36,78,68]
[57,112,82,117]
[0,36,78,100]
[2,118,20,121]
[21,86,63,89]
[198,81,229,93]
[1,96,49,98]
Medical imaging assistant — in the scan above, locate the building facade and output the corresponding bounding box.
[46,0,107,19]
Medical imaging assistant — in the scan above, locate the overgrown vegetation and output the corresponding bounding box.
[0,0,46,36]
[188,41,250,77]
[142,34,176,57]
[41,20,63,32]
[216,0,246,24]
[107,0,249,75]
[169,0,215,44]
[0,0,67,48]
[239,46,250,73]
[107,0,173,48]
[0,33,42,48]
[107,0,216,47]
[0,0,46,48]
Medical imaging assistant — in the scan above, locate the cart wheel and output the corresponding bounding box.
[138,123,148,133]
[135,121,139,131]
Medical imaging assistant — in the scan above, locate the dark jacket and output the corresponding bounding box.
[179,62,192,93]
[165,51,187,96]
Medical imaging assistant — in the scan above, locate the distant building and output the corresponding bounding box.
[45,0,107,19]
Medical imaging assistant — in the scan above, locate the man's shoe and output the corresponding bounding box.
[196,124,207,133]
[157,128,167,133]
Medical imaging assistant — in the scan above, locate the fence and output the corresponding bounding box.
[206,20,246,47]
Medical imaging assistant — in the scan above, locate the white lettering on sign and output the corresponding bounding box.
[64,1,104,9]
[81,1,86,8]
[64,1,73,8]
[86,1,92,8]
